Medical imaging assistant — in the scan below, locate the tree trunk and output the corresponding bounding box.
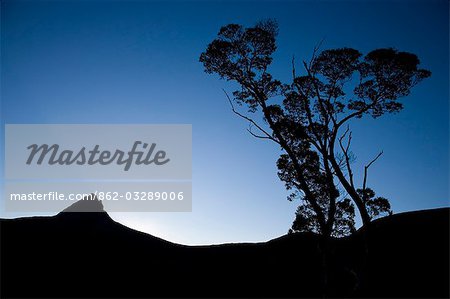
[323,156,337,235]
[258,97,329,233]
[328,155,371,226]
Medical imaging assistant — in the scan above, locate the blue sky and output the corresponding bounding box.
[1,0,448,244]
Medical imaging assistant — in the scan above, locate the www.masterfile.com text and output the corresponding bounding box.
[9,191,185,201]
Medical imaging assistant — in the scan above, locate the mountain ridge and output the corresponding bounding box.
[1,201,448,298]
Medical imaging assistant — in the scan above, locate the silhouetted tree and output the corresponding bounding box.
[200,20,341,237]
[199,20,430,236]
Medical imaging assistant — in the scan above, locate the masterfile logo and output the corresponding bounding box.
[6,124,191,180]
[26,141,170,171]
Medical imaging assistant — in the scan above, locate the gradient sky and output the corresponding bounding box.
[1,0,448,245]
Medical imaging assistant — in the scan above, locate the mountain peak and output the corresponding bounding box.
[61,194,104,212]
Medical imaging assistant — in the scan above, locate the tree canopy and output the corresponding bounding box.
[200,20,431,237]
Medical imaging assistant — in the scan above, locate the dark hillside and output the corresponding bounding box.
[1,200,448,298]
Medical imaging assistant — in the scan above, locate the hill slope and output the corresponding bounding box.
[1,201,448,298]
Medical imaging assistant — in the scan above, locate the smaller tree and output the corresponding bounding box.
[289,198,356,237]
[357,188,392,219]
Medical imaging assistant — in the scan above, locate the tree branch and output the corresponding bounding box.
[247,125,273,140]
[363,151,383,192]
[308,38,325,70]
[338,126,355,188]
[223,89,278,143]
[335,96,381,131]
[302,59,331,151]
[301,61,328,151]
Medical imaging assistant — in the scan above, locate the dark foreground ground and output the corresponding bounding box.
[1,200,448,298]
